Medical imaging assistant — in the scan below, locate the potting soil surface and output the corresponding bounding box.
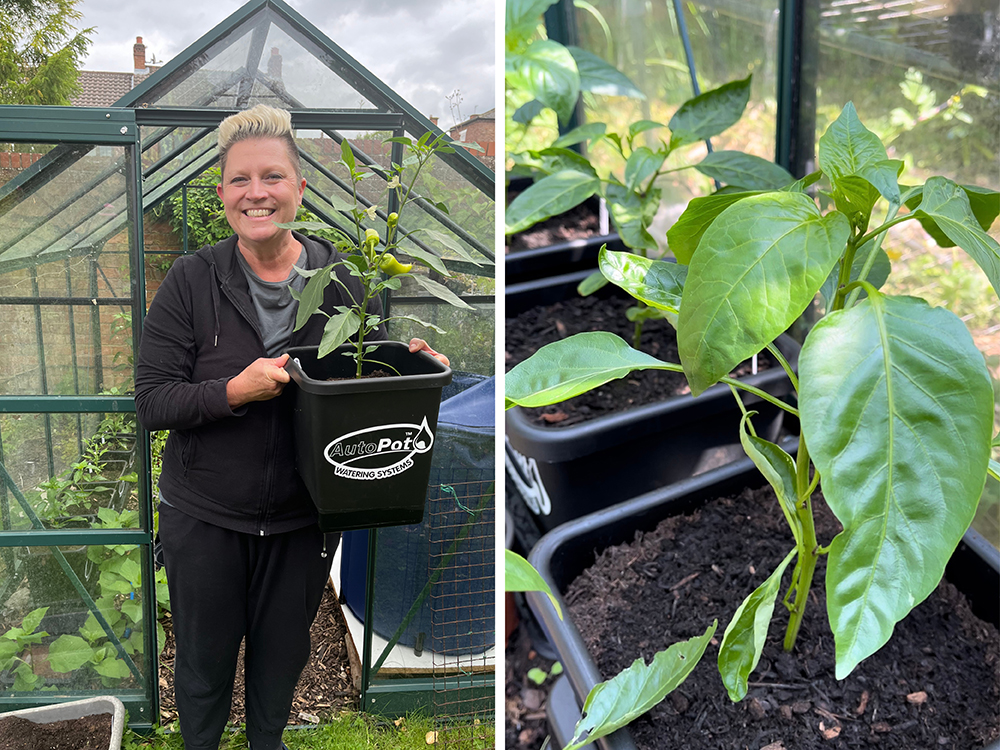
[565,485,1000,749]
[159,581,356,726]
[506,198,599,253]
[0,714,111,750]
[506,293,773,426]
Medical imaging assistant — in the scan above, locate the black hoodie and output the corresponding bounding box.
[135,232,385,535]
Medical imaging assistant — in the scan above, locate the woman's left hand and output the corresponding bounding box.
[409,338,450,366]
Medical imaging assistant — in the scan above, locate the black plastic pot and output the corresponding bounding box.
[285,342,452,532]
[526,452,1000,750]
[505,270,799,545]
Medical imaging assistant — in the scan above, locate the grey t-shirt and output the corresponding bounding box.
[236,245,309,358]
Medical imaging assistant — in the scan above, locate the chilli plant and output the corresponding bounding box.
[279,133,485,377]
[505,102,1000,748]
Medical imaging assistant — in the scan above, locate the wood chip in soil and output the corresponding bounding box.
[564,485,1000,749]
[159,581,356,726]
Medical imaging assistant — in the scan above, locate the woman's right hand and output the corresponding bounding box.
[226,353,291,408]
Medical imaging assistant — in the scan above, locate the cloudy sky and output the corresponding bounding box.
[76,0,496,128]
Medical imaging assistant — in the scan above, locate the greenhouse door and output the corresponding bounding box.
[0,106,159,726]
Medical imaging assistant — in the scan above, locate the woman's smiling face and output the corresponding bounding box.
[216,137,306,255]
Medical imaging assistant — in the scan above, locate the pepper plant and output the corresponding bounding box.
[506,102,1000,748]
[280,133,485,378]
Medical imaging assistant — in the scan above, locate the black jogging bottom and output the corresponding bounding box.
[159,503,338,750]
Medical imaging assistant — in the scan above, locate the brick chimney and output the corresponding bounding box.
[430,116,439,126]
[133,36,147,74]
[267,47,282,79]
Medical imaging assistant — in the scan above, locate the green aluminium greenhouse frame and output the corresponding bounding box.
[0,0,494,728]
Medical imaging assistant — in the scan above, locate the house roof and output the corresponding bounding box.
[451,108,495,131]
[70,69,158,108]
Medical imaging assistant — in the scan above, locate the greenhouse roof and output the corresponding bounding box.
[0,0,493,275]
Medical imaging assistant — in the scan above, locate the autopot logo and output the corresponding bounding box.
[505,436,551,516]
[324,417,435,480]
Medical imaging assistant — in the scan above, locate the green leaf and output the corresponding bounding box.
[388,314,447,335]
[507,40,580,125]
[799,292,994,679]
[528,667,549,685]
[719,549,797,702]
[568,46,645,99]
[397,246,450,277]
[340,140,356,171]
[319,312,361,358]
[666,190,762,264]
[513,98,546,125]
[694,151,795,191]
[552,122,607,149]
[120,558,141,587]
[912,177,1000,299]
[407,274,476,310]
[93,655,131,680]
[506,0,558,37]
[668,76,752,147]
[292,266,334,331]
[905,183,1000,244]
[0,640,19,670]
[530,146,597,177]
[678,192,850,396]
[79,613,106,643]
[605,183,659,252]
[818,103,900,224]
[504,550,562,619]
[577,270,608,296]
[275,220,335,233]
[505,331,681,409]
[421,229,485,267]
[21,607,48,637]
[624,147,666,192]
[628,120,666,141]
[566,622,717,750]
[157,620,167,655]
[506,171,600,235]
[121,600,143,625]
[599,248,687,314]
[738,414,800,543]
[48,634,95,673]
[13,661,41,692]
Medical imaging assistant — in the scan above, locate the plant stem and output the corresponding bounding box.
[783,436,819,651]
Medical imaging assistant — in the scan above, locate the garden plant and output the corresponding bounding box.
[505,102,1000,748]
[281,133,485,377]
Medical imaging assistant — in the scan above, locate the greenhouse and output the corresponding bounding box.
[505,0,999,748]
[0,0,495,741]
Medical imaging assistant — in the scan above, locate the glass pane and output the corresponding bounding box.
[0,413,140,531]
[507,0,779,254]
[0,141,134,397]
[807,0,1000,546]
[259,22,377,109]
[386,300,495,376]
[141,9,376,110]
[0,543,154,692]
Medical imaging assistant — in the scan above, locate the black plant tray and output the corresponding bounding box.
[526,451,1000,750]
[505,270,799,543]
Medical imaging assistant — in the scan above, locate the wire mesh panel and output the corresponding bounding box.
[428,477,495,747]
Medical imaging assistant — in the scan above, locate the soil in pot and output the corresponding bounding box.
[0,713,111,750]
[506,293,774,427]
[565,486,1000,749]
[506,196,600,254]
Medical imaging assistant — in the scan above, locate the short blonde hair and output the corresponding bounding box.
[217,104,301,180]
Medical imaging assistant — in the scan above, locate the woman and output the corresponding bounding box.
[135,104,446,750]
